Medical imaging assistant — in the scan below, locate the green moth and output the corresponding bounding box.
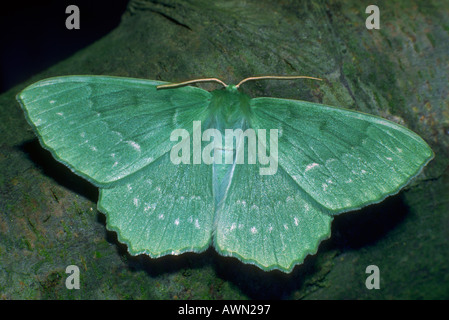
[17,75,433,272]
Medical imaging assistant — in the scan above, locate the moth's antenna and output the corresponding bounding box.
[157,78,228,89]
[235,76,322,88]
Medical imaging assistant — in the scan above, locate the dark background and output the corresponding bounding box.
[0,0,129,93]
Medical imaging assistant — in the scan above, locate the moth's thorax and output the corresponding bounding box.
[208,85,251,129]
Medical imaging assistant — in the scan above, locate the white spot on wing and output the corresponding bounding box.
[143,202,152,212]
[250,226,257,234]
[305,162,319,172]
[126,141,141,152]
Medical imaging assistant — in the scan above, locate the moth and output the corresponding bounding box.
[17,75,433,272]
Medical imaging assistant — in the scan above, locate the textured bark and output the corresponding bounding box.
[0,0,448,299]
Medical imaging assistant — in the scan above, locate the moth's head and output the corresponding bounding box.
[225,84,239,93]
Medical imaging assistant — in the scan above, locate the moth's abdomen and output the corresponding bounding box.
[212,147,235,207]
